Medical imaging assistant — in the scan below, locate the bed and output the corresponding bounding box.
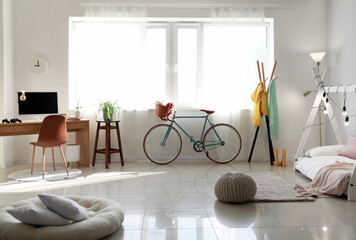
[294,143,356,201]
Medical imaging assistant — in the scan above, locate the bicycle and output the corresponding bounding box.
[143,102,242,165]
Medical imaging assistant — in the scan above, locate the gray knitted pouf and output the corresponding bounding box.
[215,171,257,203]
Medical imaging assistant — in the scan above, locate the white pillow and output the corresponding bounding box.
[38,194,88,222]
[7,205,71,226]
[304,145,345,158]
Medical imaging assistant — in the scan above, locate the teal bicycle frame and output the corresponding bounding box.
[161,111,224,153]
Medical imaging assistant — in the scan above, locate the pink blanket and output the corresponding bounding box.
[294,161,354,197]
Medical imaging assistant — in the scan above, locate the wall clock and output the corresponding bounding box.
[30,57,48,74]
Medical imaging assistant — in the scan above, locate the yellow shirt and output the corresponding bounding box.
[251,82,268,127]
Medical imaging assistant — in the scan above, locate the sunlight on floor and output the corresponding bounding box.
[0,171,165,193]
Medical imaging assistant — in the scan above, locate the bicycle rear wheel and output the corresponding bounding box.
[202,123,242,164]
[143,124,182,165]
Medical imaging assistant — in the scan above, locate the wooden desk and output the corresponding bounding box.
[0,119,90,166]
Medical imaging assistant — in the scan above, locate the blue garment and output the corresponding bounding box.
[268,79,279,141]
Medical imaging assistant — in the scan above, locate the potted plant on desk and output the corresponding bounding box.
[98,101,120,122]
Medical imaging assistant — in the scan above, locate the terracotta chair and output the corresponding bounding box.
[30,115,69,179]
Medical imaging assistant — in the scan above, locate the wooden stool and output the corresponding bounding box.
[92,121,124,168]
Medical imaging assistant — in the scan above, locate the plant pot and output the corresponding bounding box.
[75,109,82,118]
[103,111,113,122]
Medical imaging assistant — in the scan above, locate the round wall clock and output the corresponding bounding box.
[30,57,48,74]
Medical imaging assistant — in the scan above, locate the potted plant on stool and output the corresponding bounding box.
[98,101,120,122]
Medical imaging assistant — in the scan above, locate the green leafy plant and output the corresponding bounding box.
[98,101,120,122]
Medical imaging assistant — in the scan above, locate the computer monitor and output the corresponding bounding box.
[18,92,58,115]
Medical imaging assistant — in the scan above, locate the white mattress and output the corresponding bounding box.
[295,155,356,180]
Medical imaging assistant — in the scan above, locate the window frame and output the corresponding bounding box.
[68,17,274,109]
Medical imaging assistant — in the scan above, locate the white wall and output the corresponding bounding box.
[12,0,84,163]
[0,0,4,168]
[325,0,356,145]
[0,0,15,167]
[1,0,326,166]
[266,0,327,156]
[3,0,15,167]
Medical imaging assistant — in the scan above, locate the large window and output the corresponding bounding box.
[69,18,273,111]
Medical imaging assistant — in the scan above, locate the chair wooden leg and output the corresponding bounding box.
[31,145,36,175]
[52,148,56,171]
[59,146,69,175]
[42,147,46,179]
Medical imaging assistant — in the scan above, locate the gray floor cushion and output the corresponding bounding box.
[0,195,124,240]
[215,171,257,203]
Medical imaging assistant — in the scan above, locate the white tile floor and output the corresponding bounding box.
[1,161,356,240]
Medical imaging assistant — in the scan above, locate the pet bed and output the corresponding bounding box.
[0,195,124,240]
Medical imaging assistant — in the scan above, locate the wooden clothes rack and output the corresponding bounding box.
[248,60,277,165]
[248,116,275,165]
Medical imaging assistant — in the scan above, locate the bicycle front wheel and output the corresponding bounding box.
[143,124,182,165]
[202,123,242,164]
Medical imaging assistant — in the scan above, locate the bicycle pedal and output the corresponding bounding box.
[205,151,209,157]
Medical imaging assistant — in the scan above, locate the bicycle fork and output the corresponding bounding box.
[161,123,174,146]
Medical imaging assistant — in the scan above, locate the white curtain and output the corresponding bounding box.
[72,6,150,111]
[199,24,267,111]
[211,7,265,23]
[85,5,146,18]
[203,7,267,155]
[72,6,152,162]
[71,6,270,162]
[72,21,150,111]
[200,7,267,123]
[206,7,266,114]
